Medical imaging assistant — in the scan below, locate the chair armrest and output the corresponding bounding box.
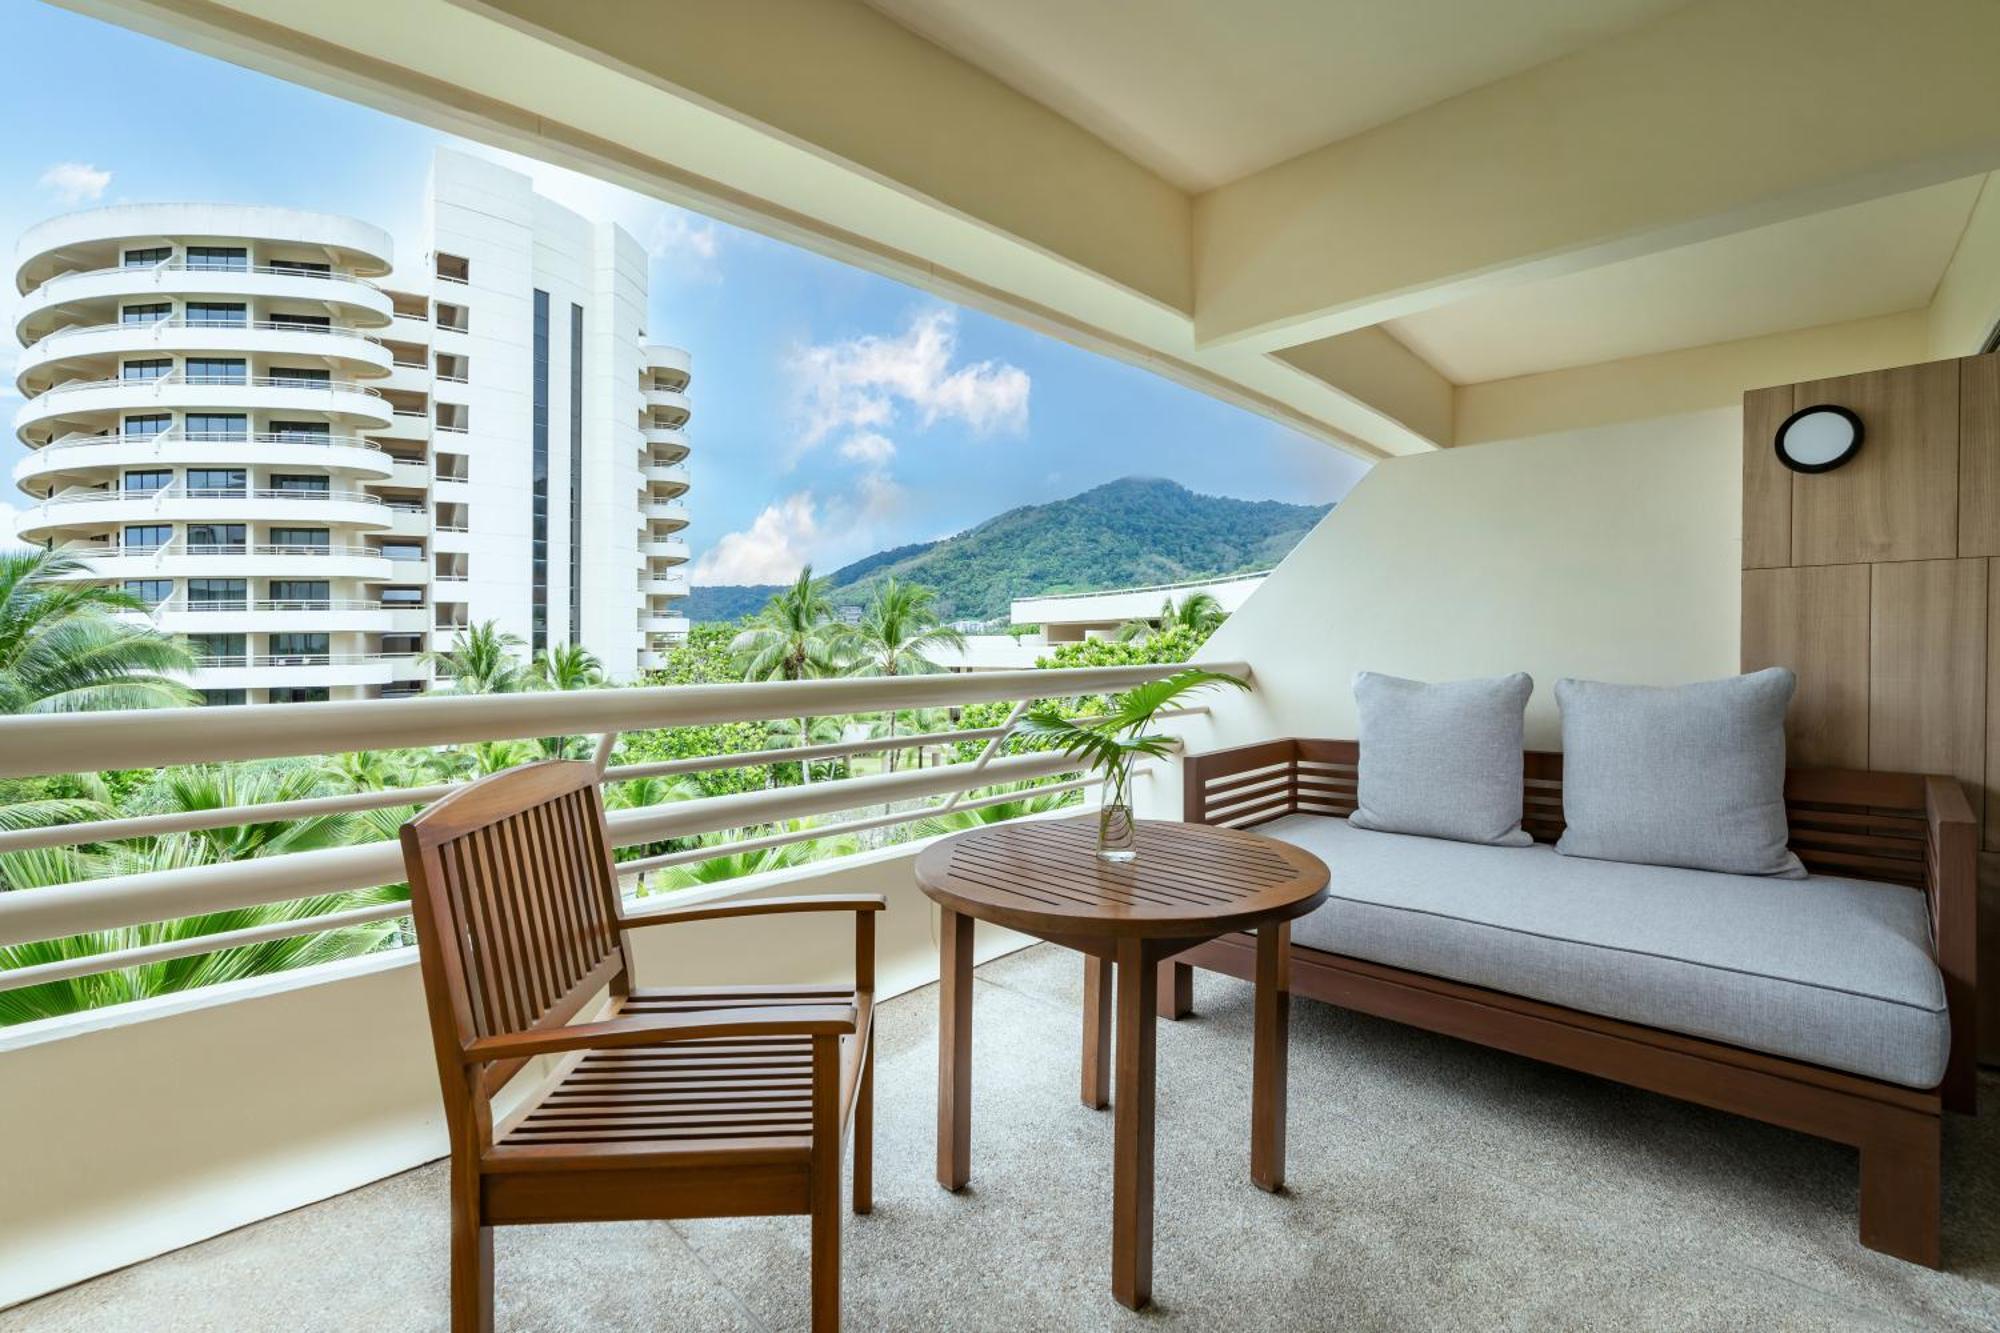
[619,893,888,929]
[1924,775,1978,1115]
[461,1003,857,1065]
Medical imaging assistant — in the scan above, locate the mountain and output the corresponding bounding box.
[685,477,1330,624]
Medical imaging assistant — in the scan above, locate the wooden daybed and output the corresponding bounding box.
[1171,738,1978,1267]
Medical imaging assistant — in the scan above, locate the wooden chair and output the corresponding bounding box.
[398,760,880,1331]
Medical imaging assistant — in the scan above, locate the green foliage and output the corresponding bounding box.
[1114,591,1229,643]
[421,621,529,694]
[1016,669,1250,780]
[0,547,198,713]
[1035,625,1211,669]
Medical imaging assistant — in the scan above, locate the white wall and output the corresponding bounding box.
[1152,407,1743,797]
[0,844,1033,1311]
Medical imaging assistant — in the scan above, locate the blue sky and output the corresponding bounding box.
[0,0,1367,582]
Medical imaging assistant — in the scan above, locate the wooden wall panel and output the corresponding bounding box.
[1742,385,1794,569]
[1741,565,1869,767]
[1792,360,1959,566]
[1991,559,2000,852]
[1964,357,2000,559]
[1868,558,1987,803]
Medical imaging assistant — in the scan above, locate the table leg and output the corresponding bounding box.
[938,907,974,1192]
[1082,954,1113,1109]
[1112,937,1158,1310]
[1158,958,1194,1019]
[1251,920,1291,1192]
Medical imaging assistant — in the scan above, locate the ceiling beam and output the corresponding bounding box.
[1192,0,2000,354]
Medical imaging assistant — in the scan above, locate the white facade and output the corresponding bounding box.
[9,151,690,702]
[1011,570,1266,643]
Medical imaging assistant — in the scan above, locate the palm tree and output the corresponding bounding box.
[321,749,407,793]
[731,568,852,786]
[532,642,603,691]
[1114,591,1228,644]
[420,620,528,694]
[847,578,966,773]
[640,823,861,896]
[907,783,1083,838]
[0,548,198,713]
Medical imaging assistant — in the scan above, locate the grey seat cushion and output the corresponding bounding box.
[1350,671,1533,846]
[1555,669,1804,877]
[1258,814,1947,1088]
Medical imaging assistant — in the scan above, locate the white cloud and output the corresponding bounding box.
[0,500,25,552]
[38,162,111,205]
[693,493,819,584]
[644,210,721,279]
[789,308,1028,460]
[837,432,896,464]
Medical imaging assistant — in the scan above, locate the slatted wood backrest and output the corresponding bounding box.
[400,760,628,1105]
[1184,739,1933,890]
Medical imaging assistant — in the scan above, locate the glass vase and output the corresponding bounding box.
[1097,752,1137,862]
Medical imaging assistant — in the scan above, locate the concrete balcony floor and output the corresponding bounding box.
[8,944,2000,1331]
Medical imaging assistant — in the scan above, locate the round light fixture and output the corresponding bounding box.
[1774,404,1863,474]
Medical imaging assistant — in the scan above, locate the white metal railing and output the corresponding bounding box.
[147,598,423,615]
[32,370,385,399]
[191,653,421,669]
[30,428,384,455]
[0,662,1246,1004]
[27,257,384,297]
[24,317,386,355]
[28,484,385,510]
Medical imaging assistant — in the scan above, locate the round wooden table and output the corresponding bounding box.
[914,816,1330,1310]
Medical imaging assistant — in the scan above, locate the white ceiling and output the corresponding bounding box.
[1385,176,1988,385]
[865,0,1690,191]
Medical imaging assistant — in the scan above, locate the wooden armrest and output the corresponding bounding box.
[619,893,888,929]
[1922,775,1978,1116]
[461,1003,858,1064]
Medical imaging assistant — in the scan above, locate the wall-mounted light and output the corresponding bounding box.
[1774,404,1863,474]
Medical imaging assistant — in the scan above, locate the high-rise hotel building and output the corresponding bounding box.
[9,148,692,704]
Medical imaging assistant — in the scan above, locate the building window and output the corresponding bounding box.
[185,246,247,272]
[269,420,330,440]
[122,470,171,495]
[269,633,330,661]
[184,301,246,327]
[199,689,247,707]
[122,578,172,606]
[188,578,247,608]
[190,633,247,666]
[184,413,247,440]
[531,289,549,653]
[188,523,246,552]
[267,259,330,276]
[435,252,470,284]
[570,301,584,645]
[269,527,329,549]
[268,312,330,329]
[380,586,423,605]
[269,473,330,495]
[185,357,246,385]
[120,303,171,325]
[381,542,424,562]
[268,687,330,704]
[122,246,171,268]
[123,414,171,438]
[122,358,171,382]
[122,524,170,552]
[270,580,330,608]
[435,302,469,332]
[269,366,331,387]
[186,468,246,496]
[435,403,469,433]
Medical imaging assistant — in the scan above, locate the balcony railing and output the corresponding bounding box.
[33,428,385,454]
[24,317,386,355]
[0,663,1244,1010]
[33,370,385,399]
[28,256,385,296]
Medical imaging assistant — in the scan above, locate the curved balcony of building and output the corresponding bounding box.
[642,343,691,390]
[48,541,397,583]
[184,653,416,691]
[15,205,392,289]
[14,431,394,492]
[15,264,393,344]
[641,387,691,426]
[642,426,689,462]
[642,535,691,564]
[642,461,689,493]
[13,487,391,545]
[14,375,392,445]
[643,499,691,531]
[143,599,432,636]
[639,613,691,638]
[640,571,690,598]
[16,319,393,396]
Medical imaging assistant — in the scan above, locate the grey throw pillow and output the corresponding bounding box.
[1350,671,1533,846]
[1554,669,1803,878]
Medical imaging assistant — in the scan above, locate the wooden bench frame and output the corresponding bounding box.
[1172,738,1978,1267]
